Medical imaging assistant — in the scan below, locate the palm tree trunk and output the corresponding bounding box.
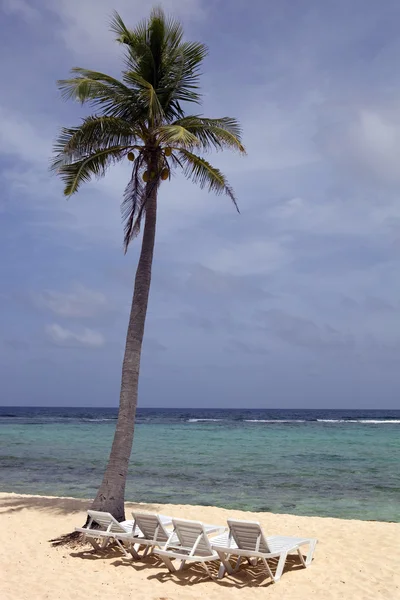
[90,182,158,521]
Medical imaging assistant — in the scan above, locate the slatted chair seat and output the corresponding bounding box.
[75,510,172,557]
[212,519,317,582]
[155,518,226,578]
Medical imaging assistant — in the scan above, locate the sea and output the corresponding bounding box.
[0,407,399,522]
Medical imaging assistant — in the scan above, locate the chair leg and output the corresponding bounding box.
[88,538,101,551]
[100,537,109,550]
[113,538,130,558]
[201,561,214,579]
[234,555,242,572]
[128,543,141,560]
[161,555,176,573]
[297,547,307,568]
[261,557,275,581]
[178,559,186,571]
[305,540,317,566]
[216,552,233,578]
[273,552,287,582]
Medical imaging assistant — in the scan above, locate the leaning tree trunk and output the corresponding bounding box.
[90,182,158,521]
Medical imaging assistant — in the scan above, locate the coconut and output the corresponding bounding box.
[161,168,169,180]
[164,147,172,157]
[127,152,134,161]
[142,171,149,182]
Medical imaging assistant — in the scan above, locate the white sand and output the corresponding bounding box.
[0,492,399,599]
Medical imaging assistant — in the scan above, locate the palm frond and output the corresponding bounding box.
[112,8,207,120]
[161,11,184,50]
[111,10,156,85]
[122,72,164,123]
[109,10,134,44]
[53,116,137,160]
[178,149,239,211]
[121,154,160,251]
[113,8,184,83]
[173,116,245,152]
[52,146,127,196]
[58,69,137,119]
[159,41,208,110]
[121,152,145,251]
[156,124,199,148]
[148,7,166,82]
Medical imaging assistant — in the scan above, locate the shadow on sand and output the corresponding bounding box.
[0,493,163,547]
[0,493,162,517]
[70,545,306,589]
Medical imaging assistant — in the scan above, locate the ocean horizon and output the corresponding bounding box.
[1,406,399,522]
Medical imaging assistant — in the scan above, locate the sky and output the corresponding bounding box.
[1,0,400,408]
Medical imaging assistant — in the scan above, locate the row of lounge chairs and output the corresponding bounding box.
[76,510,317,583]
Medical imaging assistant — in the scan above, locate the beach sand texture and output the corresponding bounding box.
[0,493,398,600]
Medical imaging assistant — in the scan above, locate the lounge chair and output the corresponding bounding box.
[115,511,175,559]
[212,519,317,582]
[75,510,171,556]
[155,518,226,578]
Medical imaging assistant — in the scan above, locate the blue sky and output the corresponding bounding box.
[1,0,400,408]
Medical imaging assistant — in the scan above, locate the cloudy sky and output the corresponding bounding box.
[1,0,400,408]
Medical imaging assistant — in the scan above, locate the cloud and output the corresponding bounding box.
[236,100,320,173]
[255,309,355,355]
[179,309,241,333]
[45,323,105,348]
[35,284,108,318]
[2,0,400,406]
[180,311,216,332]
[0,104,51,163]
[142,337,167,355]
[3,339,30,351]
[208,238,290,276]
[43,0,205,59]
[364,295,395,312]
[185,264,272,300]
[226,338,269,356]
[1,0,39,21]
[316,106,400,185]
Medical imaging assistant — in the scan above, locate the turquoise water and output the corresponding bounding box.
[1,407,399,521]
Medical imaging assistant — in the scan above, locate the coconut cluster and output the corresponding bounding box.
[142,168,169,182]
[127,148,171,181]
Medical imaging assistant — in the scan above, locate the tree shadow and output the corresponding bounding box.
[0,494,163,517]
[0,494,89,516]
[0,494,167,548]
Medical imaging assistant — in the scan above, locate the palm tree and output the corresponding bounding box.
[51,7,245,521]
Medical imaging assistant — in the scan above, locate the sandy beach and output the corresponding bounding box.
[0,492,399,600]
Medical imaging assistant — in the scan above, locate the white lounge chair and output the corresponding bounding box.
[115,512,175,559]
[212,519,317,582]
[75,510,171,556]
[155,518,226,578]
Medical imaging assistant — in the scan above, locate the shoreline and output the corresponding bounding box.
[1,492,399,599]
[1,489,398,524]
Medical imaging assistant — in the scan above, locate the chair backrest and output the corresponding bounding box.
[87,510,126,533]
[132,512,169,542]
[227,519,271,553]
[172,519,213,557]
